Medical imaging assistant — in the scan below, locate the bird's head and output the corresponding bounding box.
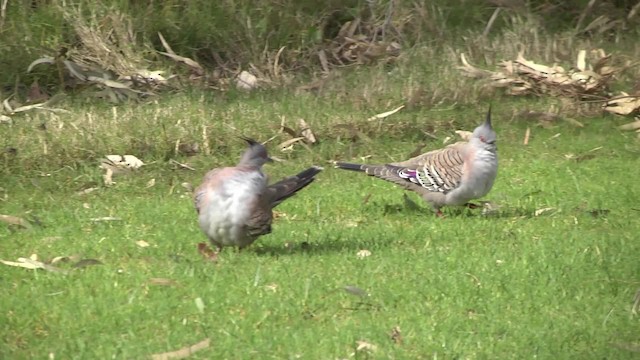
[471,105,497,151]
[238,137,273,168]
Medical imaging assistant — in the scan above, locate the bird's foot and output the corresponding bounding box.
[435,209,446,218]
[197,242,219,262]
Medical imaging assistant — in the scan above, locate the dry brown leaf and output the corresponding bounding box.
[0,214,32,229]
[90,217,122,222]
[367,105,405,121]
[523,127,531,145]
[149,278,178,286]
[102,155,145,170]
[460,50,612,97]
[157,33,203,75]
[151,338,210,360]
[534,207,555,216]
[0,258,41,269]
[181,182,194,193]
[604,94,640,115]
[619,120,640,131]
[356,249,371,259]
[103,167,114,186]
[136,240,150,248]
[169,159,196,171]
[278,137,305,152]
[390,326,402,344]
[197,243,218,262]
[1,256,67,273]
[356,340,377,352]
[76,187,99,196]
[279,124,298,137]
[298,118,317,144]
[145,178,156,188]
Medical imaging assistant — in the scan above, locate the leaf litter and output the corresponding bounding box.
[150,338,210,360]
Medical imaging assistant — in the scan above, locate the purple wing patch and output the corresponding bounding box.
[397,168,420,184]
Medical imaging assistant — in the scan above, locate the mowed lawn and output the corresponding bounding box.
[1,101,639,359]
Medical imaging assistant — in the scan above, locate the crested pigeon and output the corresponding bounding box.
[194,137,322,253]
[335,107,498,216]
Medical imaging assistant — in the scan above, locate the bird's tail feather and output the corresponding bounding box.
[334,161,367,172]
[269,166,323,208]
[335,161,388,177]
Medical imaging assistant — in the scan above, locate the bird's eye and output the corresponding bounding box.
[487,140,495,145]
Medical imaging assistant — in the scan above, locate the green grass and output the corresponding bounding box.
[1,93,639,359]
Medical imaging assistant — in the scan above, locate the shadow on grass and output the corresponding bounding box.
[251,235,393,257]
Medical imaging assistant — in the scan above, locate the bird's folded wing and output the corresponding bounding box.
[244,199,273,237]
[193,168,221,214]
[392,142,466,168]
[389,144,466,194]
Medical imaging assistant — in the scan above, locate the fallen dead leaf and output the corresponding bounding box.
[356,249,372,259]
[367,105,405,121]
[170,159,196,171]
[264,283,278,292]
[151,338,211,360]
[0,214,32,229]
[194,297,205,313]
[50,255,80,264]
[619,119,640,131]
[298,118,317,144]
[390,326,402,344]
[149,278,178,286]
[0,258,42,269]
[278,137,305,152]
[90,217,122,222]
[146,178,156,188]
[136,240,150,248]
[1,256,67,273]
[102,155,145,170]
[103,167,114,186]
[181,182,194,193]
[356,340,377,352]
[604,93,640,115]
[76,187,99,196]
[534,207,555,216]
[523,127,531,145]
[197,243,218,262]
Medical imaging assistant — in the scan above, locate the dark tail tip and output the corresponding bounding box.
[334,162,365,172]
[295,166,323,180]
